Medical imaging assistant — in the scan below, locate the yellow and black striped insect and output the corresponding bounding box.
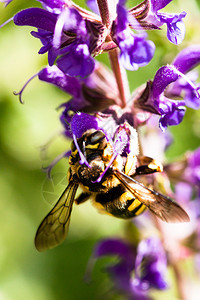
[35,128,190,251]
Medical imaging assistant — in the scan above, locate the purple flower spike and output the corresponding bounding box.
[135,237,168,290]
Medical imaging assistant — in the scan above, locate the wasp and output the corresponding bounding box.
[35,127,190,251]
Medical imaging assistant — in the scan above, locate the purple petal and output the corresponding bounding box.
[70,112,99,138]
[158,100,186,131]
[86,0,100,15]
[94,125,129,183]
[184,84,200,109]
[116,1,128,32]
[152,66,179,98]
[31,29,58,64]
[159,12,187,45]
[94,238,135,266]
[151,0,172,12]
[119,35,155,71]
[173,45,200,74]
[37,0,65,13]
[146,1,186,44]
[115,2,155,70]
[38,66,81,97]
[14,8,57,32]
[57,44,95,77]
[135,238,168,290]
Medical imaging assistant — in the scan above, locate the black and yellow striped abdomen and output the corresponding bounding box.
[94,184,146,219]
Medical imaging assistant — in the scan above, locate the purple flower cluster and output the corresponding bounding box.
[37,45,200,132]
[10,0,187,78]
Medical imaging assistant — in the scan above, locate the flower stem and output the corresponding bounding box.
[96,0,116,28]
[109,48,130,108]
[97,0,129,107]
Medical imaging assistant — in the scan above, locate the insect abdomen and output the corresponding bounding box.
[94,185,146,219]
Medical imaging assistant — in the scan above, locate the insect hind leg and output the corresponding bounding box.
[75,192,91,205]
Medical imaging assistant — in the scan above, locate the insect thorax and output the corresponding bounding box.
[68,129,123,192]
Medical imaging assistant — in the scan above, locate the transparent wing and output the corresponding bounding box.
[114,169,190,223]
[35,182,79,252]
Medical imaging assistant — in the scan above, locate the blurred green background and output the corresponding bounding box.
[0,1,200,300]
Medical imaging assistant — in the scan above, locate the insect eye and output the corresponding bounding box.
[90,131,106,144]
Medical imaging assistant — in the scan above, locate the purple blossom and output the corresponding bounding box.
[90,237,167,298]
[134,238,168,290]
[113,2,155,70]
[14,6,95,77]
[92,238,149,299]
[143,0,186,44]
[150,65,195,131]
[135,60,200,131]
